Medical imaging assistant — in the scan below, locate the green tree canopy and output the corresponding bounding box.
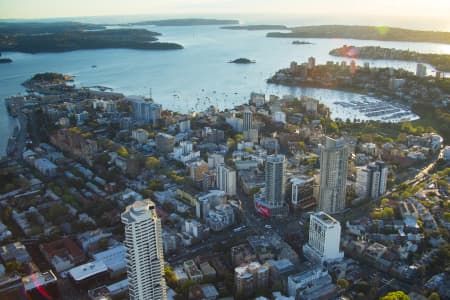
[145,156,161,170]
[381,291,410,300]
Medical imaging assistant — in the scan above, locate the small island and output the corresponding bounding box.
[221,25,288,31]
[0,57,12,64]
[267,25,450,44]
[292,40,313,45]
[330,45,450,72]
[229,58,256,64]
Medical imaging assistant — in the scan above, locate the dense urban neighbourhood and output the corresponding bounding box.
[0,60,449,300]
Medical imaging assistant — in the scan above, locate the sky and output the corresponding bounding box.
[1,0,449,30]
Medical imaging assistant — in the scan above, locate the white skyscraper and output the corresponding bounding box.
[265,154,287,210]
[121,200,167,300]
[356,161,388,199]
[216,164,237,196]
[318,137,349,214]
[302,211,344,263]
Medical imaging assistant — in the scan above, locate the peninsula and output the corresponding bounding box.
[266,25,450,44]
[268,59,450,139]
[131,18,238,26]
[0,28,183,53]
[330,45,450,72]
[229,58,255,64]
[221,25,288,30]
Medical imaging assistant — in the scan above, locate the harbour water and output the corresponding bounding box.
[1,23,450,155]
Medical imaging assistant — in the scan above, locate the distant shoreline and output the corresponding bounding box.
[267,25,450,45]
[330,45,450,72]
[130,18,238,26]
[221,25,288,31]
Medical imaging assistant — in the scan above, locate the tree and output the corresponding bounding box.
[234,133,244,143]
[396,132,407,143]
[381,291,410,300]
[117,145,129,157]
[428,292,440,300]
[5,261,24,273]
[336,278,349,290]
[164,266,177,288]
[297,141,306,151]
[145,157,161,170]
[381,198,390,206]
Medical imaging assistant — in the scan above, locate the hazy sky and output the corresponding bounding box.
[1,0,449,25]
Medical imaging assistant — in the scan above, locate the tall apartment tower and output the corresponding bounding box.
[265,154,286,208]
[243,109,253,131]
[302,211,344,263]
[416,63,427,78]
[216,164,237,196]
[318,137,349,214]
[121,200,167,300]
[356,161,389,199]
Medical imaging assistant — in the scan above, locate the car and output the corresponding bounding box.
[264,225,272,229]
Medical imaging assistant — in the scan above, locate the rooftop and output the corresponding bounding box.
[22,271,57,291]
[69,261,108,281]
[41,238,84,259]
[92,245,126,272]
[121,199,156,224]
[313,211,339,225]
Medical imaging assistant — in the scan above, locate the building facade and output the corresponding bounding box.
[216,164,237,196]
[265,154,286,207]
[288,176,315,211]
[121,200,167,300]
[356,161,389,199]
[129,97,161,125]
[302,212,344,263]
[318,137,349,214]
[243,109,253,131]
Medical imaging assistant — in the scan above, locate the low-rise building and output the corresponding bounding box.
[189,284,219,300]
[231,244,257,267]
[199,262,216,280]
[33,158,58,177]
[0,242,32,264]
[287,264,331,298]
[184,260,203,282]
[131,128,149,144]
[68,261,109,288]
[235,262,269,298]
[23,271,59,300]
[40,238,85,273]
[156,132,175,154]
[92,245,126,277]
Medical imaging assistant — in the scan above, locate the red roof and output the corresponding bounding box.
[41,238,84,260]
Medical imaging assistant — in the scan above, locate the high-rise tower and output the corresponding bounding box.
[265,154,286,207]
[121,199,167,300]
[243,109,253,131]
[318,137,349,214]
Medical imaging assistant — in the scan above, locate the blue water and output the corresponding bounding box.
[1,24,449,155]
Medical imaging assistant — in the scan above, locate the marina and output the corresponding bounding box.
[333,97,417,122]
